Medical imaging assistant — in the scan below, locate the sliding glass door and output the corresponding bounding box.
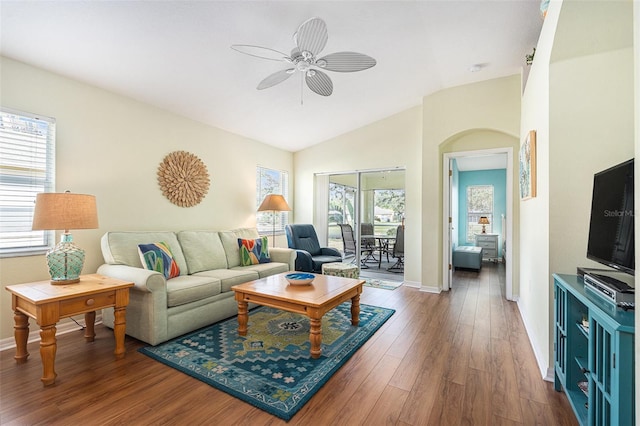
[326,169,405,276]
[328,173,358,254]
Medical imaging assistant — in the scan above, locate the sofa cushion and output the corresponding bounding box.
[138,242,181,279]
[166,275,222,307]
[101,231,188,275]
[177,231,228,274]
[194,268,260,292]
[219,228,260,268]
[238,236,271,266]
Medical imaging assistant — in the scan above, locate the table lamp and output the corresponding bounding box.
[32,191,99,285]
[258,194,291,246]
[478,216,490,234]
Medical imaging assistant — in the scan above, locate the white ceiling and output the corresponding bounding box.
[0,1,543,152]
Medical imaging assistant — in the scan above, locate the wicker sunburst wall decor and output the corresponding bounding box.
[157,151,210,207]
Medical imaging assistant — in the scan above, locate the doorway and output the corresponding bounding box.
[324,169,405,281]
[442,148,513,299]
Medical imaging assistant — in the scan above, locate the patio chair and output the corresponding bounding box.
[388,225,404,273]
[338,224,356,257]
[339,223,377,269]
[285,224,342,273]
[360,222,381,267]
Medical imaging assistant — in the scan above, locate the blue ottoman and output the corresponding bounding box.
[453,246,483,271]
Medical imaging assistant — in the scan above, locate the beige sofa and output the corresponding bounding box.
[97,228,295,345]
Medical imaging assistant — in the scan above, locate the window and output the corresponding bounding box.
[256,166,289,235]
[0,108,56,257]
[466,185,493,242]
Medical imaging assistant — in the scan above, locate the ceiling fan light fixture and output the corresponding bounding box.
[231,17,376,100]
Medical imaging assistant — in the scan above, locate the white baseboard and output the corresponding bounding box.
[419,284,442,294]
[0,315,103,353]
[403,280,421,289]
[544,367,554,382]
[516,300,553,382]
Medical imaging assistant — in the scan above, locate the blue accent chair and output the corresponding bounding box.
[285,224,343,273]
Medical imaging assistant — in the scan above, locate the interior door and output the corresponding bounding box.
[447,159,454,288]
[443,156,459,291]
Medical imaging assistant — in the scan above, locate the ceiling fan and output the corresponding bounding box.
[231,17,376,100]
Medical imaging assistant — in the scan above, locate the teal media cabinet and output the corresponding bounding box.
[553,274,635,425]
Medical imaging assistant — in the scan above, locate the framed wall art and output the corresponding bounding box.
[519,130,537,200]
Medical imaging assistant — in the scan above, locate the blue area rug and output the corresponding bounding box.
[139,302,394,421]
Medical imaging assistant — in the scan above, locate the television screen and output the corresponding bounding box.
[586,158,634,275]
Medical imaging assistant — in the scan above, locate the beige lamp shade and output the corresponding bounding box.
[478,216,490,234]
[478,216,490,225]
[258,194,291,248]
[32,192,99,232]
[258,194,291,212]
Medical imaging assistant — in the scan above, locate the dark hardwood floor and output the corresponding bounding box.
[1,263,577,425]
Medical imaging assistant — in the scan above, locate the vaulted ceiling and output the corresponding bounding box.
[0,1,543,152]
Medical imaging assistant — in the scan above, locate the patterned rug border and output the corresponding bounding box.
[139,303,395,421]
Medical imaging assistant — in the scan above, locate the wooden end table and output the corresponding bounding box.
[231,272,364,359]
[5,273,134,386]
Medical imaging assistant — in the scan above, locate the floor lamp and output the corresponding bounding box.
[258,194,291,247]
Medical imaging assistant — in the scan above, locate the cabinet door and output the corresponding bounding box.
[589,311,635,426]
[589,312,613,426]
[554,282,568,389]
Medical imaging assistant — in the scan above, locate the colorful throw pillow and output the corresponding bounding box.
[138,242,180,279]
[238,237,271,266]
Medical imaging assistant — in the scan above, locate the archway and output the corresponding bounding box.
[440,129,519,300]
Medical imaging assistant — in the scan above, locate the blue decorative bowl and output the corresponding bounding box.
[285,273,315,285]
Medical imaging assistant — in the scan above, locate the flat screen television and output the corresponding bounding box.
[586,158,634,275]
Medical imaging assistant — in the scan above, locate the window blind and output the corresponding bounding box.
[466,185,493,241]
[0,108,56,257]
[256,166,289,234]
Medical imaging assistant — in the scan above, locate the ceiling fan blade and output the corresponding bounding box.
[305,69,333,96]
[294,17,327,55]
[317,52,377,72]
[231,45,289,62]
[257,69,295,90]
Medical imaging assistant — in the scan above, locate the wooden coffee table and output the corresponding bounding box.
[231,272,364,358]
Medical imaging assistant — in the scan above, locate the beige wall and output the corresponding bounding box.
[518,0,557,378]
[293,106,423,285]
[520,0,636,380]
[294,75,521,292]
[423,75,521,290]
[0,57,293,340]
[550,48,634,275]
